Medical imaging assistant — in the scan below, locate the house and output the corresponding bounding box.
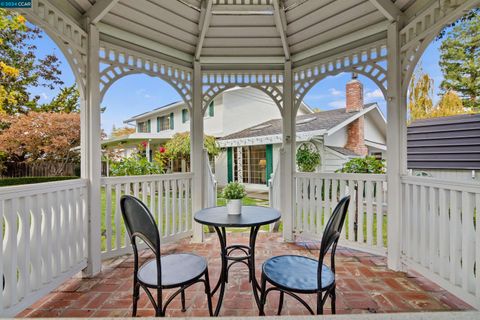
[103,75,387,189]
[216,75,387,190]
[407,113,480,181]
[101,87,313,170]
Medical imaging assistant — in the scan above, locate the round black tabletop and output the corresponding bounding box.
[194,206,281,228]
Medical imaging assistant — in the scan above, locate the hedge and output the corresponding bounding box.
[0,176,79,187]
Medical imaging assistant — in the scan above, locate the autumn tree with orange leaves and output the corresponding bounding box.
[0,112,80,175]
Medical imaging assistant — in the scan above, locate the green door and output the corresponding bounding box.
[266,144,273,186]
[227,147,233,183]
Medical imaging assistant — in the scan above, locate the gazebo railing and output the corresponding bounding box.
[293,172,388,255]
[204,151,217,208]
[0,179,88,317]
[401,176,480,309]
[100,173,193,260]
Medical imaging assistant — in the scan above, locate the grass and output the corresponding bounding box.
[100,187,388,252]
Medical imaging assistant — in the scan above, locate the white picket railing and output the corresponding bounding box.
[0,179,88,317]
[268,161,281,211]
[100,173,194,260]
[204,151,217,208]
[294,172,387,255]
[401,176,480,309]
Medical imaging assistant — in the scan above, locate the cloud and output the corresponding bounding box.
[328,99,346,109]
[40,92,49,101]
[365,88,384,101]
[329,88,342,96]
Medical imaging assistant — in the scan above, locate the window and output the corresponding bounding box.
[157,112,174,131]
[182,109,189,123]
[233,145,267,185]
[205,101,214,117]
[137,120,151,133]
[371,152,383,160]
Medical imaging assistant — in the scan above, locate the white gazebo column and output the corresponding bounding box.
[386,21,406,271]
[191,61,204,242]
[281,61,295,242]
[82,22,102,276]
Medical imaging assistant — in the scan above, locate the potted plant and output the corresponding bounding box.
[222,182,247,215]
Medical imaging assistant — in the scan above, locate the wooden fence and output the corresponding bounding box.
[1,162,79,178]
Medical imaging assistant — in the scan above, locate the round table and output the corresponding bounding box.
[194,206,281,316]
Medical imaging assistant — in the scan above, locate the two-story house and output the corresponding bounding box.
[102,75,387,190]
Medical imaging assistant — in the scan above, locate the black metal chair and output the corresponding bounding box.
[259,195,350,316]
[120,195,213,317]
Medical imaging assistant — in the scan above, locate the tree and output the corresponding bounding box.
[0,112,80,175]
[408,70,434,121]
[111,126,135,138]
[163,132,220,160]
[439,10,479,111]
[36,85,80,113]
[408,71,467,121]
[0,9,63,114]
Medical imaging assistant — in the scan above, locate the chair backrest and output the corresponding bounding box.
[319,195,350,263]
[120,195,161,255]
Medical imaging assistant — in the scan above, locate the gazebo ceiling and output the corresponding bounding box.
[55,0,428,66]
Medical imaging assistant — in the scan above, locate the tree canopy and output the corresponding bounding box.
[0,112,80,166]
[439,9,479,112]
[0,9,64,114]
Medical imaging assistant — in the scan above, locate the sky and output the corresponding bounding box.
[27,26,445,135]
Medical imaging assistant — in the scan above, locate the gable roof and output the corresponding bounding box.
[407,113,480,170]
[220,103,377,141]
[123,100,183,123]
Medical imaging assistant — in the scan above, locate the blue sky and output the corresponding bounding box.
[28,27,445,135]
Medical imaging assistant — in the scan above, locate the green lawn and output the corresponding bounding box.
[101,188,388,251]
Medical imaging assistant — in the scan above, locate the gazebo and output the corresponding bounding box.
[2,0,479,317]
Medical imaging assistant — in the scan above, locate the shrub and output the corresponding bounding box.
[337,156,386,174]
[110,152,164,176]
[296,143,321,172]
[0,176,78,187]
[222,182,247,200]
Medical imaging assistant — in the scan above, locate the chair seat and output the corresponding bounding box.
[138,253,207,288]
[262,255,334,292]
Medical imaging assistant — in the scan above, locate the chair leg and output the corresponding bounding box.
[204,268,214,317]
[132,281,140,317]
[316,292,323,315]
[259,273,267,316]
[277,291,284,315]
[181,289,186,312]
[330,286,336,314]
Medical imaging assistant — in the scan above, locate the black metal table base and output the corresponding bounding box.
[211,225,261,316]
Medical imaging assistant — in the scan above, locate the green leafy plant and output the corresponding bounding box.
[109,152,164,176]
[296,143,321,172]
[337,156,385,174]
[222,182,247,200]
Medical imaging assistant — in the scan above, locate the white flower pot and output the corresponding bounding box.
[226,199,242,215]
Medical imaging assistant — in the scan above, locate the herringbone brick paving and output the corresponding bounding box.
[17,233,472,317]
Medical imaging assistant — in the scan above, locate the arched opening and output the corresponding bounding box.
[208,85,284,203]
[298,72,387,174]
[404,9,479,181]
[0,10,83,179]
[100,73,187,175]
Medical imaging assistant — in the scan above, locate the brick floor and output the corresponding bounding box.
[17,233,473,318]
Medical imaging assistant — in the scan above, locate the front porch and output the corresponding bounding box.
[16,233,472,318]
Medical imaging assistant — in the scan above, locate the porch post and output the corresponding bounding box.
[191,61,204,242]
[82,22,102,276]
[386,21,406,271]
[282,61,295,242]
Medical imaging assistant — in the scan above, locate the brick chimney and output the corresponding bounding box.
[344,73,368,156]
